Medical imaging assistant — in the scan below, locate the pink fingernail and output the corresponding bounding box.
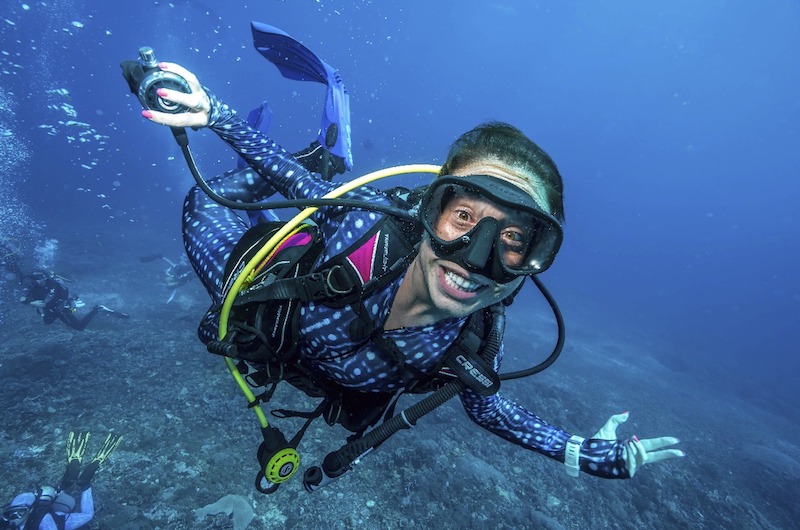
[158,62,168,69]
[622,411,629,415]
[633,435,639,442]
[141,110,153,119]
[156,88,168,97]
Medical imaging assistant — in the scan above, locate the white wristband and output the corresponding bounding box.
[565,435,585,477]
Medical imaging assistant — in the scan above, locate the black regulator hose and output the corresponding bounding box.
[172,127,417,220]
[499,275,565,381]
[304,304,507,492]
[304,378,465,492]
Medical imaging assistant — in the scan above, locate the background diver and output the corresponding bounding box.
[0,432,122,530]
[139,253,195,302]
[20,270,129,330]
[129,21,683,492]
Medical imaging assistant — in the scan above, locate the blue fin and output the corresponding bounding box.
[250,21,353,170]
[247,208,280,227]
[237,100,279,226]
[237,100,273,170]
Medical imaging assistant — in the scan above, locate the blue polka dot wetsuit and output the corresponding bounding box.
[181,91,630,479]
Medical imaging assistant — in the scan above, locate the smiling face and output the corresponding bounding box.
[414,233,525,321]
[393,122,563,326]
[409,162,544,320]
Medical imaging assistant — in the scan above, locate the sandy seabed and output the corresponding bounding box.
[1,233,797,530]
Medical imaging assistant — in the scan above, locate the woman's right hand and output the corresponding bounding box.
[141,62,211,128]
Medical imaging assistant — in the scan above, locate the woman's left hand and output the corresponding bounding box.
[140,62,210,128]
[594,412,685,477]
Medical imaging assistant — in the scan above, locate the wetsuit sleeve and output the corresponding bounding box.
[205,91,342,203]
[201,91,395,245]
[458,345,630,479]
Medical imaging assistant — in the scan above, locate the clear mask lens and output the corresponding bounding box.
[421,177,563,278]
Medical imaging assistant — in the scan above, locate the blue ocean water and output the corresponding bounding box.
[1,1,798,529]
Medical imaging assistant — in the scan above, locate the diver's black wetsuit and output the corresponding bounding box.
[180,93,630,478]
[22,274,100,331]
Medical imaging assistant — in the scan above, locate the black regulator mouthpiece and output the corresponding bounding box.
[120,46,191,114]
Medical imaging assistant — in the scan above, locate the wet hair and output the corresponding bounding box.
[439,121,565,222]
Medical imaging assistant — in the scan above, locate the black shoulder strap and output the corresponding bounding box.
[233,212,420,309]
[24,506,66,530]
[23,504,53,530]
[222,221,319,301]
[51,512,67,530]
[370,305,506,396]
[410,304,504,396]
[442,320,501,396]
[317,212,421,303]
[213,206,422,363]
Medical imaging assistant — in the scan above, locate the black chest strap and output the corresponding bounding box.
[370,332,427,387]
[235,262,357,306]
[232,211,419,309]
[367,304,504,395]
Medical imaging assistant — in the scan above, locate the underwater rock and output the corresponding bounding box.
[195,494,254,530]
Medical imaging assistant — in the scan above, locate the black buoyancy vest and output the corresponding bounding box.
[207,193,503,434]
[214,200,421,362]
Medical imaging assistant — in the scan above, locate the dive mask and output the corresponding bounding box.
[419,175,563,283]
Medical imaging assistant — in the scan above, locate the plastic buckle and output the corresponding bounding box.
[295,272,327,301]
[297,266,353,301]
[323,265,352,296]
